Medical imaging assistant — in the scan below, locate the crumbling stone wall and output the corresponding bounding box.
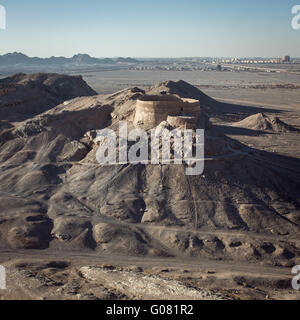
[134,95,200,129]
[167,115,197,130]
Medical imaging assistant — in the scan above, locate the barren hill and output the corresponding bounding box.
[0,73,97,121]
[0,52,138,67]
[0,76,299,269]
[232,113,300,133]
[148,80,216,107]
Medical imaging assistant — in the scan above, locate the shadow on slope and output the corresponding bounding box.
[147,80,281,122]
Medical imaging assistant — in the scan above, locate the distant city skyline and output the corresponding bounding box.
[0,0,299,58]
[0,52,298,60]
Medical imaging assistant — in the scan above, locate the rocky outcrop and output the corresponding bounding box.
[147,80,215,106]
[0,73,97,121]
[232,113,300,133]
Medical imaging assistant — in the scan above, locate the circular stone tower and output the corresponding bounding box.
[134,95,200,129]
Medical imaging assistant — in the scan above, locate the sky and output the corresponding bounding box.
[0,0,299,58]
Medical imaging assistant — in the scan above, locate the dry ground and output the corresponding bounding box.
[0,74,300,300]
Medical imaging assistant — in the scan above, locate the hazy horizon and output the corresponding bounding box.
[1,52,300,59]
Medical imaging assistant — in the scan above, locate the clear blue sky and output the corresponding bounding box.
[0,0,299,58]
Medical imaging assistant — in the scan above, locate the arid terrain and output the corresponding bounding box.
[0,72,300,300]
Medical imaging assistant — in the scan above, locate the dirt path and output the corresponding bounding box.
[0,249,292,278]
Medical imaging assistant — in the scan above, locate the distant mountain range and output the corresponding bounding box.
[0,52,139,67]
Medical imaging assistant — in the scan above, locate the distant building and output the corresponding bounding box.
[281,56,291,63]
